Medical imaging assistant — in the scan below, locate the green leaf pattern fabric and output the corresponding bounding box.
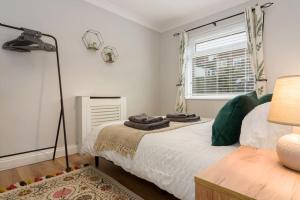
[245,6,267,98]
[175,32,188,113]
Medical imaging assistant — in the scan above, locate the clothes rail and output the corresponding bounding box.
[0,22,70,171]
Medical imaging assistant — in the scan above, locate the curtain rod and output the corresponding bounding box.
[173,2,273,37]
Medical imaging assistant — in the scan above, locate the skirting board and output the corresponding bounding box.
[0,145,78,171]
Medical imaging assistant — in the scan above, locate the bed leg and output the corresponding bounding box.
[95,156,99,168]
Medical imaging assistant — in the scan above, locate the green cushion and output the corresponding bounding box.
[247,91,258,99]
[212,93,258,146]
[258,94,273,104]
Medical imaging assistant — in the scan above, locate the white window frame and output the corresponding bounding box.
[185,19,253,100]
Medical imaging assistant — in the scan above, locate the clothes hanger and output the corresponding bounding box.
[2,28,56,52]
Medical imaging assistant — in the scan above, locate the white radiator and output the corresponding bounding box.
[77,96,126,149]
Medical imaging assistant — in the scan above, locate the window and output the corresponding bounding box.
[186,22,255,99]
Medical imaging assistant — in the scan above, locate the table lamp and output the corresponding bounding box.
[268,75,300,171]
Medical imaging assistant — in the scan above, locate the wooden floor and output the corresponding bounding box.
[0,154,178,200]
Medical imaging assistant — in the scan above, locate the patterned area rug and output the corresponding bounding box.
[0,166,143,200]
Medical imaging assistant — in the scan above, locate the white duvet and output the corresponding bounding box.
[81,120,238,200]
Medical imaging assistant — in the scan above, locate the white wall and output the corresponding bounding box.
[159,0,300,117]
[0,0,160,156]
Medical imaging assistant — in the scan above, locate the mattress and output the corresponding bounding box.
[81,120,239,200]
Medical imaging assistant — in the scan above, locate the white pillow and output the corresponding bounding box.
[240,102,293,150]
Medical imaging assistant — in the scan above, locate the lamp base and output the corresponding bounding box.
[277,133,300,172]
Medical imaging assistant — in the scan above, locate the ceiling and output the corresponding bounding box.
[84,0,250,32]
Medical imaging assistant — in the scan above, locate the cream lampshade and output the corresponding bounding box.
[268,75,300,171]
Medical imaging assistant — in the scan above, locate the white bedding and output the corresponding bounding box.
[81,120,238,200]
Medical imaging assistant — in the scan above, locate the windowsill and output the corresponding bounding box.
[186,94,242,100]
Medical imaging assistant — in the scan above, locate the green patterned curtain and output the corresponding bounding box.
[245,6,267,97]
[175,32,188,113]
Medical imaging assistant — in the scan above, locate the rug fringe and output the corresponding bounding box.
[0,163,90,193]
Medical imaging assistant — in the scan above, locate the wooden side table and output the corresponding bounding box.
[195,146,300,200]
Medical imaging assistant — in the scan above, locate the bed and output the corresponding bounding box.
[78,96,239,200]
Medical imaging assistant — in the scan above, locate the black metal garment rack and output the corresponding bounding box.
[0,22,70,171]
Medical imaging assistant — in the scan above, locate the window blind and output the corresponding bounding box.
[189,30,255,98]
